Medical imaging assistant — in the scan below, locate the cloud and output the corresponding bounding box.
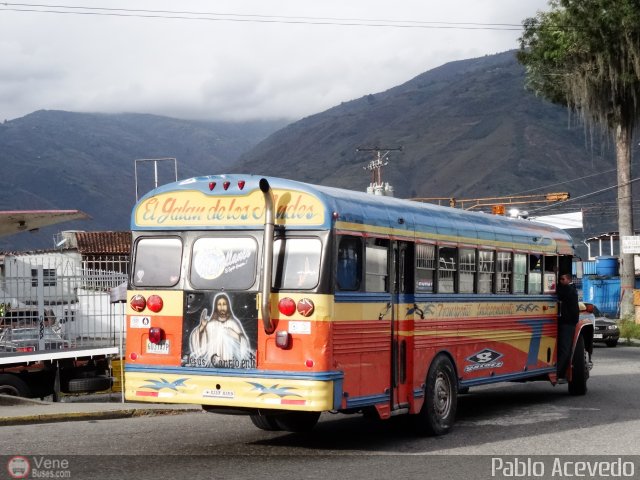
[0,0,549,122]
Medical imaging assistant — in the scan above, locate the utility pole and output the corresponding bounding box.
[357,146,402,196]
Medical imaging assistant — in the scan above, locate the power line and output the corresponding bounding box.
[507,167,618,196]
[528,176,640,214]
[0,3,526,30]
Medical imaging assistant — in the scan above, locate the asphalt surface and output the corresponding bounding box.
[0,393,201,426]
[1,339,637,427]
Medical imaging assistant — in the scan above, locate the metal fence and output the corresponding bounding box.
[0,255,128,352]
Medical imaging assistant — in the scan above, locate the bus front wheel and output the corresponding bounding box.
[415,355,457,436]
[569,335,588,396]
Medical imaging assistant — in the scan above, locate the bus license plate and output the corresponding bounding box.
[593,334,603,339]
[146,340,170,354]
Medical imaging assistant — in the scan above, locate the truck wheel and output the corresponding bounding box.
[0,374,31,397]
[414,355,457,436]
[569,335,588,396]
[65,375,112,393]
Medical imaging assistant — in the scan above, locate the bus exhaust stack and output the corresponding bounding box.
[259,178,275,334]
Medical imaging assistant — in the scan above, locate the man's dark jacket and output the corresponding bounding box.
[557,282,579,325]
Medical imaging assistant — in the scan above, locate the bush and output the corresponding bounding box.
[619,318,640,343]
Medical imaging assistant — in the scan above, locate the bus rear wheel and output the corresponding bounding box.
[569,335,588,396]
[415,355,457,436]
[249,412,282,431]
[274,411,320,433]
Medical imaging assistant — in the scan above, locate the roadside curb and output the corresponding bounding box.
[0,395,49,407]
[0,407,200,427]
[0,395,203,426]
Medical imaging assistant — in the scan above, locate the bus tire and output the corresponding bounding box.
[415,355,457,436]
[0,374,31,398]
[568,335,588,396]
[249,413,282,431]
[274,411,320,433]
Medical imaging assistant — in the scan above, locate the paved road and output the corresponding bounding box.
[1,344,639,479]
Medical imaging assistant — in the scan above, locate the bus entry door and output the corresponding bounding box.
[391,241,412,411]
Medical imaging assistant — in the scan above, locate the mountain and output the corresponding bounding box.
[2,51,635,254]
[234,51,633,248]
[235,51,613,198]
[0,111,285,251]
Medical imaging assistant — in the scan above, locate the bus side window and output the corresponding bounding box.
[337,236,362,291]
[528,254,542,294]
[496,251,512,294]
[513,253,527,294]
[544,255,558,293]
[478,250,495,294]
[437,246,457,293]
[459,248,476,293]
[365,238,389,293]
[415,243,435,293]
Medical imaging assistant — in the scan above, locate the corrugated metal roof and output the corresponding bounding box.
[74,231,131,255]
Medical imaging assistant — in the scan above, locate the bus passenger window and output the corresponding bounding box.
[478,250,494,294]
[513,254,527,294]
[133,237,183,287]
[365,239,388,293]
[528,254,542,294]
[437,247,457,293]
[337,236,361,291]
[496,252,512,294]
[415,244,435,293]
[459,248,476,293]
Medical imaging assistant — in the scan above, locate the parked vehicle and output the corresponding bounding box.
[0,326,70,353]
[0,258,125,399]
[584,302,620,347]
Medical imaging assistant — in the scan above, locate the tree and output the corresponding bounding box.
[518,0,640,318]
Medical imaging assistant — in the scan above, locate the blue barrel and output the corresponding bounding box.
[595,256,618,276]
[582,276,620,317]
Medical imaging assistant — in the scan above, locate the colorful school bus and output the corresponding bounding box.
[124,174,593,435]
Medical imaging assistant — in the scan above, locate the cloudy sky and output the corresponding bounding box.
[0,0,550,123]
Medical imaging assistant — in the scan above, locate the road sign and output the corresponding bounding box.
[622,236,640,254]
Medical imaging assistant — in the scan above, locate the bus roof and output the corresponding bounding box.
[132,174,574,255]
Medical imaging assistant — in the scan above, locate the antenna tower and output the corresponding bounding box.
[357,146,402,196]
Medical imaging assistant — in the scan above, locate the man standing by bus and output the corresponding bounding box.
[556,273,579,383]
